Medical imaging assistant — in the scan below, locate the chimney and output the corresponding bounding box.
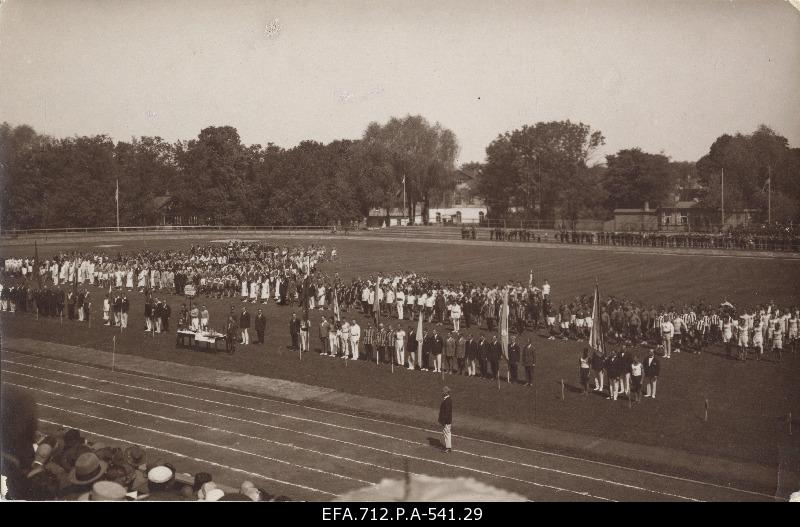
[644,201,650,212]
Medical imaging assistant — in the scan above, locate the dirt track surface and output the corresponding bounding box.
[2,347,788,501]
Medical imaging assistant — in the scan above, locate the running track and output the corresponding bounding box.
[1,350,780,502]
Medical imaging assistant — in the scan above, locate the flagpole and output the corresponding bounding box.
[768,166,771,224]
[403,175,406,221]
[720,168,724,228]
[116,178,120,232]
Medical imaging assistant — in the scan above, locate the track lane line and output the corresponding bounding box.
[7,382,371,492]
[5,368,656,501]
[4,352,776,500]
[35,418,336,499]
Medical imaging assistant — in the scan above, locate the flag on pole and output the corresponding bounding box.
[529,269,533,288]
[115,178,119,207]
[416,306,424,368]
[500,288,509,361]
[373,279,381,324]
[333,288,341,323]
[589,280,605,355]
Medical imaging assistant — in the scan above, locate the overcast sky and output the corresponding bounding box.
[1,0,798,165]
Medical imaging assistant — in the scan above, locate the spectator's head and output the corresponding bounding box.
[33,443,53,466]
[123,445,147,470]
[68,452,108,486]
[1,385,39,471]
[193,472,213,493]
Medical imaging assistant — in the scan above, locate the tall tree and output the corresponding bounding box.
[602,148,676,210]
[477,120,605,220]
[696,125,800,221]
[360,115,459,223]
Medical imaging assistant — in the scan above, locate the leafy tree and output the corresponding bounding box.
[360,115,459,224]
[602,148,677,209]
[477,120,605,220]
[696,125,800,221]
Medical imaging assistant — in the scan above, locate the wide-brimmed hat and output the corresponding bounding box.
[68,452,109,485]
[123,445,147,469]
[78,481,128,501]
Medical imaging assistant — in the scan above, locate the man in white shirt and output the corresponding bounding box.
[542,280,551,299]
[661,318,674,358]
[395,289,405,320]
[341,320,351,359]
[450,300,462,332]
[395,327,406,366]
[361,286,370,314]
[350,320,361,361]
[385,288,395,318]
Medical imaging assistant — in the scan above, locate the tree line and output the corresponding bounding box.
[1,117,798,230]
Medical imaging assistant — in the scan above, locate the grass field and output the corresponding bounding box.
[1,236,799,469]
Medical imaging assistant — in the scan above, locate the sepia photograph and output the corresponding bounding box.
[1,0,799,507]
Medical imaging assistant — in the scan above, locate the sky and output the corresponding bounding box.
[1,0,798,165]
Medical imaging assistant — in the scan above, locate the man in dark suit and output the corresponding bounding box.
[319,316,330,355]
[289,313,301,350]
[239,307,251,345]
[644,349,661,399]
[477,336,490,378]
[438,386,453,453]
[508,336,521,384]
[255,309,267,344]
[421,331,433,371]
[489,335,502,381]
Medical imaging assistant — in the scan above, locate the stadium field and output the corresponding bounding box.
[1,235,799,484]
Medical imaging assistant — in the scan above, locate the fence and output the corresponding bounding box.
[0,224,338,238]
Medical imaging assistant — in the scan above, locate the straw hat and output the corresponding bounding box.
[147,465,174,485]
[78,481,128,501]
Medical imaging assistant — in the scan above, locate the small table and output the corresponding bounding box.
[176,330,196,348]
[193,332,226,352]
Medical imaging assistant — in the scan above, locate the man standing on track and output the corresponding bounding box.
[438,386,453,453]
[239,306,250,345]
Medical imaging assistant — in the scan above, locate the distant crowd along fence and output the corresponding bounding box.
[0,225,340,238]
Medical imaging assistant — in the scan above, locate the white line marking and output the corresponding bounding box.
[7,373,616,501]
[3,352,777,500]
[5,371,403,478]
[6,383,358,495]
[35,418,334,498]
[7,368,650,501]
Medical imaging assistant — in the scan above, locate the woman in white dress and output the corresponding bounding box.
[51,262,59,286]
[260,276,270,303]
[240,275,249,300]
[138,268,147,290]
[274,275,282,302]
[317,284,326,309]
[116,267,124,288]
[249,278,259,303]
[126,268,134,290]
[60,261,68,283]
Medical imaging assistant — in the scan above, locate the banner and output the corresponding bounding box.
[589,281,605,355]
[500,288,509,361]
[333,288,340,322]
